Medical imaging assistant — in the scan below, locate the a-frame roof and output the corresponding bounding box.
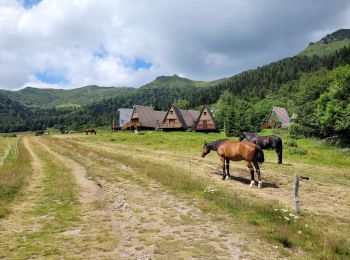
[132,105,166,128]
[162,105,200,129]
[195,105,218,129]
[271,106,291,127]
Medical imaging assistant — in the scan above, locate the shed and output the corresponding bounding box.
[123,105,166,130]
[118,108,133,127]
[194,105,219,132]
[262,106,292,128]
[158,105,200,131]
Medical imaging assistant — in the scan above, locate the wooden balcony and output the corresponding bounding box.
[159,122,183,129]
[122,121,142,129]
[195,123,216,130]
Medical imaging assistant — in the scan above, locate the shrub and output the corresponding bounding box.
[285,139,298,147]
[287,147,308,155]
[35,130,45,136]
[289,123,313,138]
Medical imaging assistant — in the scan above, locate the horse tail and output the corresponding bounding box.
[275,137,283,153]
[254,145,265,164]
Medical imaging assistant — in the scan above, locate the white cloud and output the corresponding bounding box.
[0,0,350,90]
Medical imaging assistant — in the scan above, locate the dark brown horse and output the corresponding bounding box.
[239,132,283,164]
[84,128,96,135]
[202,139,265,188]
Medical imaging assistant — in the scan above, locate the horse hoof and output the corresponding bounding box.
[249,180,255,187]
[258,181,262,189]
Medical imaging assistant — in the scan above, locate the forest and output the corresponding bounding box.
[1,45,350,143]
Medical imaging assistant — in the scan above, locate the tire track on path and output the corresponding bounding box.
[0,137,45,252]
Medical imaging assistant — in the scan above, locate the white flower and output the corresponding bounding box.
[298,231,302,234]
[305,224,309,228]
[281,209,288,212]
[204,186,217,193]
[284,216,290,221]
[289,213,295,217]
[274,208,278,211]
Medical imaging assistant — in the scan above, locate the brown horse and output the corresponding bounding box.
[84,128,96,135]
[202,139,265,188]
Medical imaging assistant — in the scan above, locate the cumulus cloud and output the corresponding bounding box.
[1,0,350,89]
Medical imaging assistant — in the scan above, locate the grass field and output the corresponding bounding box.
[0,130,349,259]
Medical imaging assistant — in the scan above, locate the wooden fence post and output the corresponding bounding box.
[294,174,300,217]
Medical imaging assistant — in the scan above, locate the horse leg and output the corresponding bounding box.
[221,156,226,180]
[276,147,282,164]
[225,158,231,179]
[253,161,262,189]
[247,162,255,187]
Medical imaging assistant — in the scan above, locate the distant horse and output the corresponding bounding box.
[84,129,96,135]
[239,132,283,164]
[202,139,265,188]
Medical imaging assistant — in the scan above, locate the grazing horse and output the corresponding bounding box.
[84,128,96,135]
[202,139,265,188]
[239,132,283,164]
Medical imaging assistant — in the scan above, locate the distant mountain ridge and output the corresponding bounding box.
[0,85,135,108]
[299,29,350,57]
[0,75,224,108]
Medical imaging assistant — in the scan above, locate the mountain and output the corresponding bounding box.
[299,29,350,57]
[0,85,134,108]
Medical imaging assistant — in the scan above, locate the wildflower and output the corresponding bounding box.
[204,186,217,193]
[284,216,290,221]
[274,208,278,211]
[305,224,309,228]
[289,213,295,217]
[281,209,288,212]
[298,230,302,234]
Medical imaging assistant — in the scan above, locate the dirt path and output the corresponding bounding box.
[39,136,263,259]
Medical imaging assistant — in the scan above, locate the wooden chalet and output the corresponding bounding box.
[123,105,166,130]
[262,106,292,128]
[158,105,200,131]
[194,105,219,132]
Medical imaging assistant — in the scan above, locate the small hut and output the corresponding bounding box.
[262,106,292,128]
[158,105,200,131]
[194,105,219,132]
[123,105,166,130]
[118,108,133,128]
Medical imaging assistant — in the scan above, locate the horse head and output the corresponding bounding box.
[238,132,246,141]
[201,142,210,158]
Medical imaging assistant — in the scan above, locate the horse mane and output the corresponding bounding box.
[207,139,228,150]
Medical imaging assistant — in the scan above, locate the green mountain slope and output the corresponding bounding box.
[299,29,350,57]
[0,85,134,108]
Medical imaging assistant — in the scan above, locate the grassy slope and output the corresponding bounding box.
[299,39,350,57]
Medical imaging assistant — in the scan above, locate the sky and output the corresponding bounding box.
[1,0,350,90]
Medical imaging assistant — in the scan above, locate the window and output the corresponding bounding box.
[204,111,207,115]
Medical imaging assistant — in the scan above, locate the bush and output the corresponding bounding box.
[285,139,298,147]
[2,133,17,138]
[289,123,314,138]
[286,147,308,155]
[35,130,45,136]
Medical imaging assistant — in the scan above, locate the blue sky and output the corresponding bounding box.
[35,72,68,85]
[19,0,41,9]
